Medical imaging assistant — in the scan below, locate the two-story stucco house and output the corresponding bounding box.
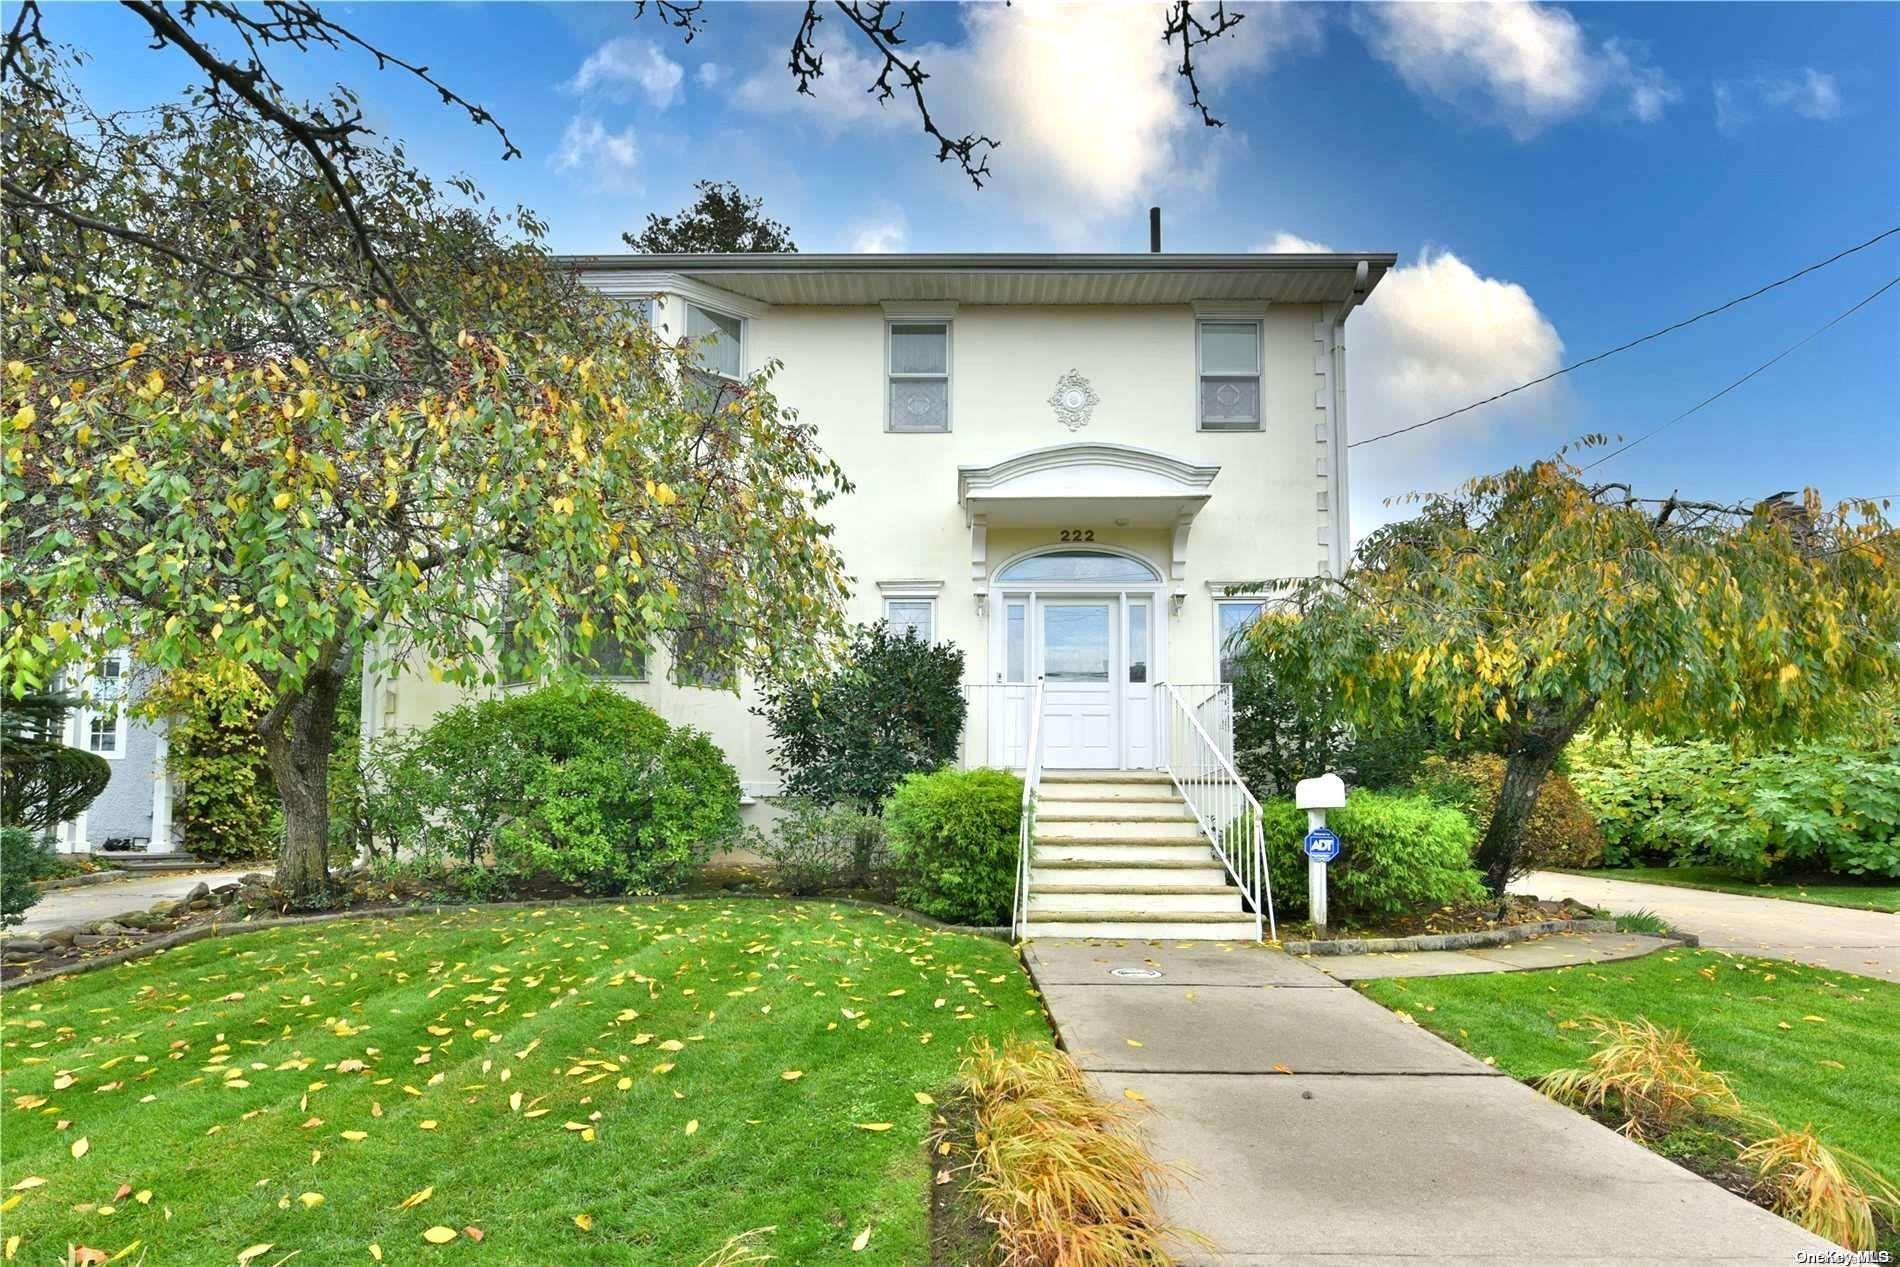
[362,250,1392,938]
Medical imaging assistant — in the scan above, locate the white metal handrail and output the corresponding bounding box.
[1172,682,1234,764]
[1011,679,1047,940]
[1156,681,1275,941]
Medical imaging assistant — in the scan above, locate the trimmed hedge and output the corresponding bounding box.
[885,767,1022,925]
[1568,735,1900,879]
[1262,789,1485,920]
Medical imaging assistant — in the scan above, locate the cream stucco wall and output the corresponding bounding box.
[366,282,1346,808]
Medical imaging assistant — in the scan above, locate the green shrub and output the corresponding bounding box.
[885,767,1022,924]
[761,798,891,896]
[1262,789,1485,920]
[1,689,110,833]
[1414,754,1603,874]
[139,666,278,862]
[757,621,967,809]
[1568,735,1900,879]
[369,685,738,894]
[1,827,50,928]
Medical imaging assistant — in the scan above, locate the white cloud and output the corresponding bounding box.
[552,115,641,189]
[1715,68,1843,134]
[1356,2,1677,137]
[736,2,1322,230]
[850,211,907,254]
[567,37,685,109]
[695,62,729,89]
[1260,232,1566,523]
[1256,231,1332,254]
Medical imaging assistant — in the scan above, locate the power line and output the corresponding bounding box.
[1580,275,1900,472]
[1350,224,1900,449]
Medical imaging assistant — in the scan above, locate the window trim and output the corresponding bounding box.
[1214,597,1267,684]
[1195,317,1264,432]
[78,649,131,761]
[884,318,952,433]
[686,300,747,382]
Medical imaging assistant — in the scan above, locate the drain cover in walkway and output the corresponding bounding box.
[1110,967,1163,979]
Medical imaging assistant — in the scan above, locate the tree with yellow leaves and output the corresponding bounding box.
[1242,453,1899,894]
[2,11,851,904]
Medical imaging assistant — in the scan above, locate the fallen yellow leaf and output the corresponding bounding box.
[856,1123,893,1132]
[852,1226,872,1251]
[422,1226,457,1244]
[913,1092,934,1105]
[574,1213,594,1232]
[397,1186,434,1211]
[8,1178,44,1192]
[299,1192,324,1209]
[685,1119,699,1135]
[236,1246,274,1266]
[781,1070,804,1081]
[71,1137,90,1159]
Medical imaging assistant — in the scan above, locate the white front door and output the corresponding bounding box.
[1039,599,1116,769]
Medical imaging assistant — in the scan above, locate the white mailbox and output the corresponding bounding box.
[1294,773,1347,811]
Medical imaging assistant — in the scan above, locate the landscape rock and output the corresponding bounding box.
[149,899,180,917]
[73,934,113,948]
[184,881,211,904]
[114,911,157,929]
[3,948,43,963]
[40,927,81,947]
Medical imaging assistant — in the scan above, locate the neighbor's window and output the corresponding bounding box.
[884,597,936,644]
[888,321,950,432]
[1198,320,1261,430]
[82,651,129,757]
[686,302,744,380]
[1216,599,1265,683]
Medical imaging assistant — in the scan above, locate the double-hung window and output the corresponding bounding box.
[671,625,737,690]
[1198,320,1262,430]
[81,651,130,758]
[500,615,647,685]
[686,302,744,380]
[887,321,950,432]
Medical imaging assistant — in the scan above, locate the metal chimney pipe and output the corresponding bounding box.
[1149,206,1162,252]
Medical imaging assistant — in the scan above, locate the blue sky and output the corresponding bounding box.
[49,2,1900,531]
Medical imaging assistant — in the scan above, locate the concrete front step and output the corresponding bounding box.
[1036,820,1205,844]
[1037,803,1197,822]
[1028,890,1243,914]
[1031,864,1230,887]
[1041,770,1175,786]
[1035,843,1217,865]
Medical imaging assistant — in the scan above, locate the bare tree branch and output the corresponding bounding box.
[633,0,707,44]
[1163,0,1245,128]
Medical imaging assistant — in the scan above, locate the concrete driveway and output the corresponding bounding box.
[1024,939,1830,1265]
[1514,870,1900,983]
[15,869,265,934]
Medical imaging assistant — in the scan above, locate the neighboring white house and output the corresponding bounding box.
[360,251,1391,816]
[51,650,178,853]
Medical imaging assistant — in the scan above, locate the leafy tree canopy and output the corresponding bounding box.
[1244,453,1899,892]
[623,180,797,254]
[2,11,852,902]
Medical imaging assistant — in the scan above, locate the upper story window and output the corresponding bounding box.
[887,321,950,432]
[686,302,744,380]
[671,625,737,690]
[1198,320,1262,431]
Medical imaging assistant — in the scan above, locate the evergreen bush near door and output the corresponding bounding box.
[1261,789,1485,919]
[1,827,52,928]
[756,622,967,809]
[885,767,1023,924]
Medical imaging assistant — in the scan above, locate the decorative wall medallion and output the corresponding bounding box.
[1047,369,1099,432]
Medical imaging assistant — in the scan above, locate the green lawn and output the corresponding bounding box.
[1,900,1049,1264]
[1359,950,1900,1185]
[1581,866,1900,913]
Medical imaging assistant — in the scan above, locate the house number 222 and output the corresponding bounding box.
[1058,529,1096,542]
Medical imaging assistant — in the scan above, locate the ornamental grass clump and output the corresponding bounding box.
[1737,1121,1900,1251]
[949,1037,1184,1267]
[1535,1016,1740,1139]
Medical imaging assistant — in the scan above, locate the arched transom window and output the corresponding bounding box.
[995,550,1159,584]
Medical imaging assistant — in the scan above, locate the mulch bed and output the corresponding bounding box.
[925,1091,996,1267]
[1277,893,1602,942]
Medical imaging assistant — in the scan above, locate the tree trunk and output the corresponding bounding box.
[1473,711,1588,896]
[262,671,344,908]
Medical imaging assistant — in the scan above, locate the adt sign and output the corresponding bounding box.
[1303,828,1341,864]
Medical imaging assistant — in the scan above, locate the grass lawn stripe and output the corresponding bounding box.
[2,900,1048,1264]
[1358,948,1900,1185]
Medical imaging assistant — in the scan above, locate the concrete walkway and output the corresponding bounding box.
[1024,939,1830,1265]
[1317,929,1680,981]
[1515,870,1900,983]
[12,869,264,934]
